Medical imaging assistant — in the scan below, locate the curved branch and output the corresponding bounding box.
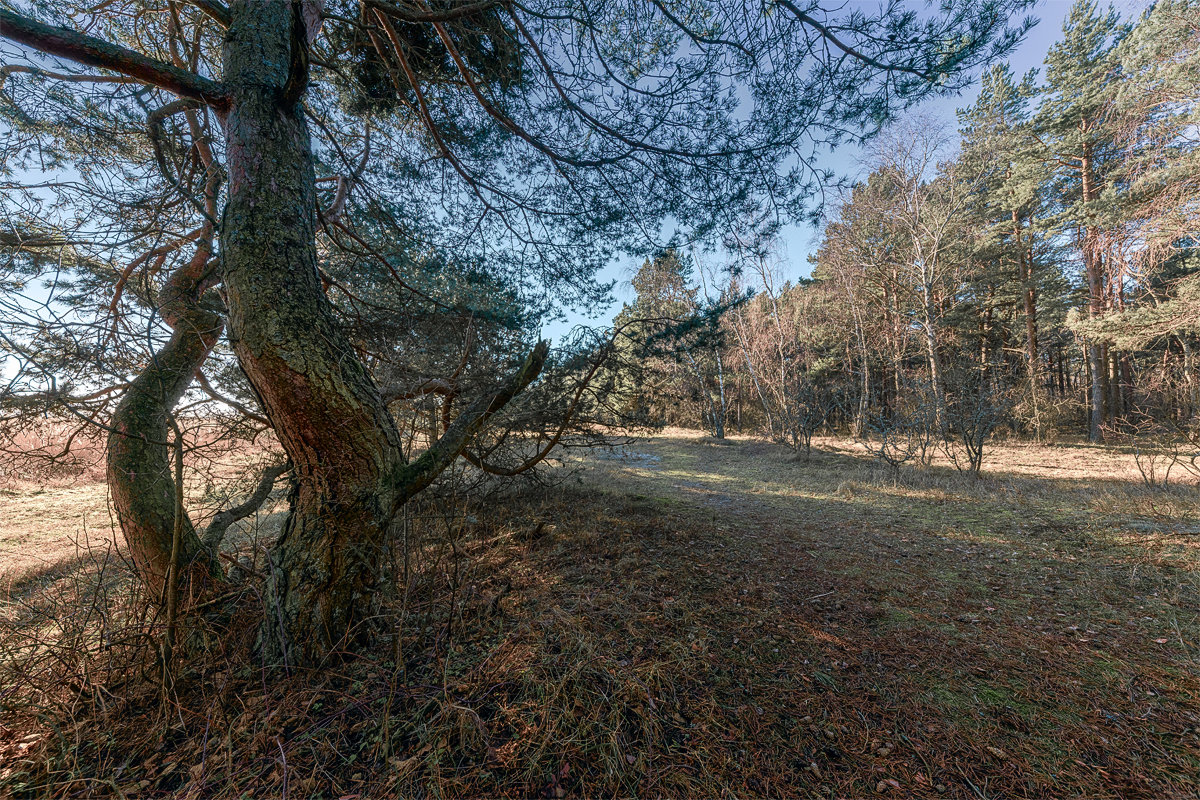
[202,462,290,550]
[461,322,626,476]
[318,128,370,225]
[195,369,270,425]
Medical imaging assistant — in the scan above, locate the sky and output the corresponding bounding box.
[542,0,1152,342]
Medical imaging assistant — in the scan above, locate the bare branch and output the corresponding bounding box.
[387,340,549,514]
[366,0,501,24]
[188,0,231,28]
[0,63,139,84]
[774,1,933,81]
[202,462,290,550]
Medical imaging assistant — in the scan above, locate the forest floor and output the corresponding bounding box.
[2,431,1200,798]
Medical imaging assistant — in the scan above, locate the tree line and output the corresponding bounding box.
[617,0,1199,473]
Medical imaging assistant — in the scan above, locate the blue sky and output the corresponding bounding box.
[543,0,1152,342]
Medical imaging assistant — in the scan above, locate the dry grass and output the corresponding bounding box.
[2,431,1199,798]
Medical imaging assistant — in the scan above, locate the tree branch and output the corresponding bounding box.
[387,340,549,514]
[366,0,501,24]
[195,370,271,425]
[202,462,290,550]
[774,2,932,81]
[0,9,229,108]
[0,63,139,84]
[188,0,231,28]
[462,325,624,476]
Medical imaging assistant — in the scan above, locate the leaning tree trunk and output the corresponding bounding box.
[107,235,224,600]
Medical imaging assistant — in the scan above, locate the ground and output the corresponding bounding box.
[2,431,1199,798]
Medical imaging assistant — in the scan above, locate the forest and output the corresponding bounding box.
[620,0,1198,466]
[0,0,1197,798]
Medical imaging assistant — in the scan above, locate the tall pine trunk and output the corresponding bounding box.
[221,0,406,665]
[1013,211,1041,434]
[1080,140,1104,442]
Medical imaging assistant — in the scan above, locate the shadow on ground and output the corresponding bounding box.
[2,434,1198,798]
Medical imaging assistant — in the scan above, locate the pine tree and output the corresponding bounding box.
[1080,0,1200,418]
[615,249,736,436]
[1034,0,1129,441]
[958,64,1053,433]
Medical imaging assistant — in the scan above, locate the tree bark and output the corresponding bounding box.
[1080,140,1105,442]
[106,244,224,600]
[220,0,413,665]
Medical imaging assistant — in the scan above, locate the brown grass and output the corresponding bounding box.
[1,431,1198,798]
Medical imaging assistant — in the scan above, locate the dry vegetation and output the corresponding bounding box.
[2,431,1199,798]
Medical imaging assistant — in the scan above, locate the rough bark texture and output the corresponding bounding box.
[220,0,408,665]
[106,241,223,599]
[220,0,547,666]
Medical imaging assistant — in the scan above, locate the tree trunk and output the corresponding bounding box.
[107,239,223,600]
[921,306,946,432]
[1080,141,1105,442]
[714,351,727,439]
[221,0,409,665]
[1182,338,1198,417]
[1013,211,1041,433]
[886,279,903,408]
[4,0,548,667]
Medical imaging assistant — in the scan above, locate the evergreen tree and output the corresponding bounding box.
[1033,0,1129,440]
[958,64,1055,432]
[615,249,735,436]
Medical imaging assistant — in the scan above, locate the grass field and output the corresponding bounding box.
[2,431,1199,798]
